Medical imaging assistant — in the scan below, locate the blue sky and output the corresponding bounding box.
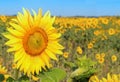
[0,0,120,16]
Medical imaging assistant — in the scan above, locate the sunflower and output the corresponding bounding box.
[88,42,93,49]
[111,55,117,62]
[3,8,64,75]
[98,57,104,64]
[95,53,100,60]
[76,46,83,55]
[0,65,7,75]
[0,15,7,22]
[89,73,120,82]
[108,28,116,35]
[0,65,9,82]
[63,52,69,58]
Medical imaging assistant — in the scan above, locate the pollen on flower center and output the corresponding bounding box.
[23,27,48,56]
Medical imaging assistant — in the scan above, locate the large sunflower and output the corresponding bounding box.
[4,8,64,75]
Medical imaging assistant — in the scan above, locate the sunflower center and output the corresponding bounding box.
[23,27,48,56]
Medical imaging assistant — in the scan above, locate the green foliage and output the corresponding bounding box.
[0,74,5,81]
[39,68,66,82]
[75,55,96,68]
[67,56,97,82]
[18,75,29,82]
[6,77,15,82]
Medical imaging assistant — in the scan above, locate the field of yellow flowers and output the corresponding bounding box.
[0,13,120,82]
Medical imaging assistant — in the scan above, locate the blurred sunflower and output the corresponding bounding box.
[89,73,120,82]
[0,15,7,22]
[0,65,7,75]
[101,18,108,24]
[0,65,9,82]
[95,53,100,60]
[63,52,69,58]
[76,46,83,54]
[111,55,117,62]
[108,28,116,35]
[88,42,93,49]
[98,57,104,64]
[3,8,64,75]
[94,30,100,36]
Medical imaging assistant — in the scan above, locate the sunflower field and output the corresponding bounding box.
[0,9,120,82]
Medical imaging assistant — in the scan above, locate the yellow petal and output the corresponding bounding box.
[102,78,107,82]
[29,56,44,74]
[27,10,34,27]
[94,76,99,82]
[32,9,42,26]
[5,39,22,45]
[40,53,50,68]
[16,53,26,69]
[3,34,19,40]
[17,11,30,30]
[45,49,58,60]
[48,42,64,49]
[19,56,27,71]
[47,46,63,55]
[7,44,22,52]
[23,8,29,19]
[107,73,112,80]
[32,75,39,81]
[3,34,16,39]
[48,33,61,40]
[14,49,25,62]
[11,18,18,23]
[7,28,24,38]
[112,74,118,82]
[21,55,30,74]
[9,22,25,33]
[43,11,50,19]
[32,9,37,22]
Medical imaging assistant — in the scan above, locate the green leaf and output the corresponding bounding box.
[39,74,54,82]
[0,74,5,81]
[67,78,73,82]
[70,67,96,81]
[39,68,66,82]
[21,80,29,82]
[18,75,29,82]
[6,77,15,82]
[70,67,86,78]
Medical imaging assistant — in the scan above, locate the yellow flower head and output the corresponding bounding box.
[101,18,109,24]
[108,28,116,35]
[76,46,83,54]
[88,42,93,49]
[98,57,104,64]
[94,30,100,36]
[3,8,64,75]
[0,65,7,74]
[89,73,120,82]
[12,63,17,69]
[95,53,100,59]
[0,15,7,22]
[63,52,69,58]
[111,55,117,62]
[0,65,9,82]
